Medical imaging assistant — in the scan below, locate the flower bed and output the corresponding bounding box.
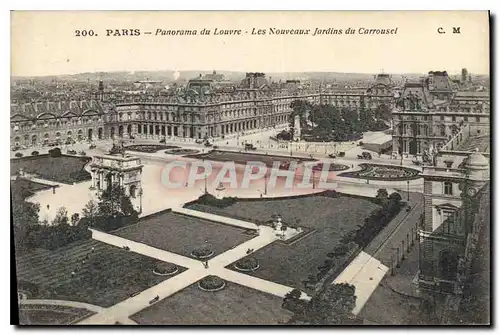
[152,262,179,276]
[234,257,260,272]
[191,246,214,259]
[198,275,226,292]
[165,148,200,155]
[125,145,179,153]
[339,163,421,181]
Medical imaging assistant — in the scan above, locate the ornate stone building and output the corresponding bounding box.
[418,124,490,311]
[11,72,399,146]
[392,71,490,158]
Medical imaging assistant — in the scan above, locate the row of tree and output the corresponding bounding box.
[283,283,358,325]
[288,100,390,141]
[12,180,138,253]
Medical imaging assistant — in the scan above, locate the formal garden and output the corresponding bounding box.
[11,149,91,184]
[15,239,183,307]
[185,150,317,167]
[131,282,293,325]
[164,148,200,155]
[339,163,421,181]
[112,211,253,259]
[18,304,95,325]
[186,191,403,293]
[125,144,180,153]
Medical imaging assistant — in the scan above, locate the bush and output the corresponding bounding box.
[79,151,87,156]
[15,152,23,158]
[235,257,260,271]
[198,275,225,291]
[31,151,39,156]
[195,193,238,208]
[153,262,178,275]
[48,147,62,157]
[191,245,214,259]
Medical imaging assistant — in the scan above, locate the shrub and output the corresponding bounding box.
[235,257,259,271]
[15,152,23,158]
[48,147,62,157]
[195,193,238,208]
[31,151,39,156]
[79,151,87,156]
[192,245,214,259]
[198,275,225,291]
[153,262,178,275]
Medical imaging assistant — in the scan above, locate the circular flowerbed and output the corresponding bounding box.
[198,275,226,292]
[165,148,200,155]
[234,257,260,272]
[153,262,179,276]
[311,162,350,172]
[339,163,421,181]
[125,145,179,153]
[191,246,214,259]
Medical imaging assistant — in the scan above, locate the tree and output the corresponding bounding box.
[98,183,137,218]
[376,188,389,205]
[48,147,62,157]
[52,207,69,226]
[82,200,99,223]
[70,213,80,226]
[289,283,357,325]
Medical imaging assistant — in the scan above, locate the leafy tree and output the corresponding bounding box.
[52,207,69,226]
[82,200,99,224]
[70,213,80,226]
[48,147,62,157]
[374,103,392,121]
[288,283,357,325]
[376,188,389,205]
[98,183,136,217]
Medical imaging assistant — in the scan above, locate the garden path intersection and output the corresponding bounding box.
[79,220,309,325]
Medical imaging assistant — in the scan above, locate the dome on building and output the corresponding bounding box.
[464,150,489,169]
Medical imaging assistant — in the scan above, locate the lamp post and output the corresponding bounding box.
[407,180,410,202]
[138,187,143,214]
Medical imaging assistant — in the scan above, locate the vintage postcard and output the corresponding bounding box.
[10,11,490,326]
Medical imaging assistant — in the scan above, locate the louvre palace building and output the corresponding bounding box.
[11,71,423,147]
[392,71,490,159]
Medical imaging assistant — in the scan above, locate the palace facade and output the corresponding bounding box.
[392,71,490,159]
[10,72,398,147]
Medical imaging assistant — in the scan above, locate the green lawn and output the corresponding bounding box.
[112,212,253,258]
[15,239,183,307]
[18,305,94,325]
[131,282,293,325]
[11,155,91,184]
[186,195,380,291]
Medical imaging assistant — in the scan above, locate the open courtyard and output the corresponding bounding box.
[131,281,293,325]
[15,239,183,307]
[185,194,380,291]
[112,211,254,259]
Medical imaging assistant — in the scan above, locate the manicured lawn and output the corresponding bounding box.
[186,150,316,167]
[11,154,91,184]
[18,305,94,325]
[125,144,179,153]
[11,178,54,198]
[15,239,183,307]
[131,282,293,325]
[112,212,253,258]
[186,195,380,291]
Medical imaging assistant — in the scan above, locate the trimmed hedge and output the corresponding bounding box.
[198,275,225,291]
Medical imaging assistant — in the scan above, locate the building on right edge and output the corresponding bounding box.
[417,122,490,323]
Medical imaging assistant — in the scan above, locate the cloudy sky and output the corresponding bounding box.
[11,11,490,76]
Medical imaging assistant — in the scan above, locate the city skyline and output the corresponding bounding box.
[11,11,489,77]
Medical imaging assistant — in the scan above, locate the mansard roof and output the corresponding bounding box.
[10,99,105,121]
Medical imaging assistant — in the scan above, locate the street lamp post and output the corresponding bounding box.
[407,180,410,202]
